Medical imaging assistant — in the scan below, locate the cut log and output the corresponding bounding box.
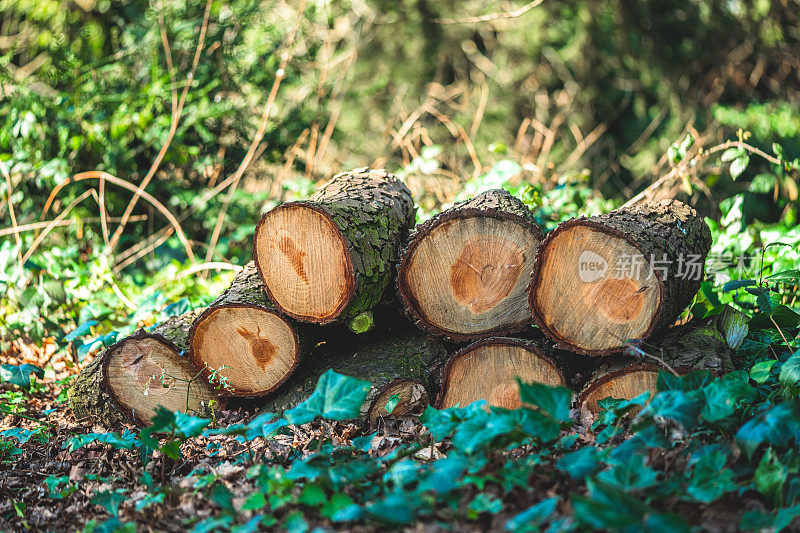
[259,333,448,428]
[398,189,544,341]
[577,318,734,414]
[437,337,566,410]
[188,262,308,398]
[68,310,219,426]
[529,199,712,355]
[253,168,415,332]
[576,364,660,415]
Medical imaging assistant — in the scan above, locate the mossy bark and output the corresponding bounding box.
[68,309,205,427]
[259,332,448,426]
[530,199,712,355]
[255,168,416,331]
[397,188,543,341]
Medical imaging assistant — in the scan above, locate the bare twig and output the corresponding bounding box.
[433,0,545,24]
[202,0,306,263]
[0,159,22,268]
[0,216,147,238]
[141,262,242,296]
[105,0,213,256]
[21,189,96,265]
[40,171,196,262]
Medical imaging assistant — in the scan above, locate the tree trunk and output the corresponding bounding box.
[436,336,565,410]
[188,262,311,398]
[254,168,415,332]
[576,317,735,414]
[68,310,220,427]
[529,199,712,356]
[259,332,448,428]
[398,189,544,342]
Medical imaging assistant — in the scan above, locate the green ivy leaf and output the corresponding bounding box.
[766,269,800,284]
[91,488,127,515]
[0,364,44,389]
[556,446,602,480]
[173,412,210,438]
[755,448,786,506]
[468,493,502,519]
[321,493,355,520]
[700,371,753,422]
[517,380,572,422]
[636,390,700,433]
[736,403,800,459]
[285,370,370,425]
[365,493,421,525]
[66,431,140,452]
[505,497,558,532]
[740,504,800,531]
[750,360,777,384]
[686,449,737,503]
[779,351,800,389]
[384,394,400,413]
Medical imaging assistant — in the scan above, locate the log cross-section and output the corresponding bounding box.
[398,189,544,341]
[254,168,415,331]
[529,199,712,355]
[188,262,306,398]
[69,310,219,426]
[437,337,565,409]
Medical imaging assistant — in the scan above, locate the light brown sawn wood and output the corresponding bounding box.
[69,311,219,427]
[188,262,305,398]
[529,199,712,355]
[437,337,565,409]
[398,189,543,341]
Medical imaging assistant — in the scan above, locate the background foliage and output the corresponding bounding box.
[1,0,800,530]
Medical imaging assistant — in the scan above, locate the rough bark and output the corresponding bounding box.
[529,199,712,356]
[397,188,544,342]
[254,167,415,331]
[68,309,219,427]
[188,262,311,398]
[259,332,448,428]
[436,336,566,410]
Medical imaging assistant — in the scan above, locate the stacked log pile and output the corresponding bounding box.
[71,166,732,427]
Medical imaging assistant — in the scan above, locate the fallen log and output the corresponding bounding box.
[436,337,566,409]
[398,189,544,341]
[577,317,735,414]
[259,332,448,428]
[254,168,415,332]
[529,199,712,355]
[69,310,220,426]
[189,262,310,398]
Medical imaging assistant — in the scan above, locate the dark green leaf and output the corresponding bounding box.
[755,448,786,506]
[766,269,800,284]
[0,364,44,389]
[92,489,126,515]
[750,360,778,384]
[284,370,370,424]
[687,449,737,503]
[557,447,602,480]
[517,379,572,422]
[736,403,800,459]
[505,497,558,532]
[780,351,800,389]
